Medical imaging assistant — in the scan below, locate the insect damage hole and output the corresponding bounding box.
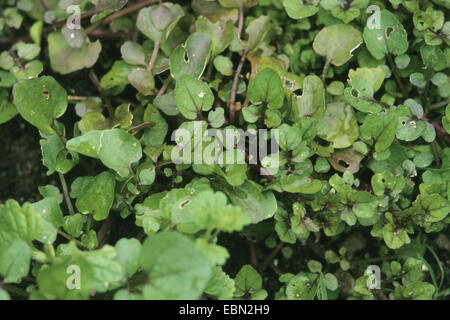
[385,26,396,39]
[338,160,350,168]
[42,90,50,100]
[66,152,74,161]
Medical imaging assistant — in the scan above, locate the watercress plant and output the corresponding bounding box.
[0,0,449,300]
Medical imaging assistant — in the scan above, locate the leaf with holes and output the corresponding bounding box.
[170,32,212,80]
[13,76,67,135]
[313,24,362,67]
[363,9,408,59]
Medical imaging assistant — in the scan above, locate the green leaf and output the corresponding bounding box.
[410,72,427,89]
[15,42,40,60]
[128,68,155,96]
[170,32,212,80]
[121,41,146,66]
[360,110,398,152]
[293,75,325,118]
[415,194,450,223]
[396,281,435,300]
[0,200,43,244]
[13,76,67,135]
[175,74,214,120]
[280,175,323,194]
[208,107,225,128]
[218,0,258,8]
[0,200,43,283]
[276,124,302,151]
[136,3,184,43]
[324,273,338,291]
[48,31,101,75]
[321,0,369,23]
[383,223,410,249]
[234,264,267,300]
[220,180,278,223]
[37,242,123,299]
[32,197,64,243]
[320,273,328,300]
[0,236,31,283]
[38,185,63,204]
[141,104,168,146]
[420,45,446,72]
[67,129,142,178]
[204,266,235,300]
[196,16,234,56]
[247,68,285,109]
[154,93,179,116]
[307,260,322,273]
[0,289,10,300]
[63,213,84,238]
[313,24,363,67]
[245,16,271,51]
[191,190,251,232]
[195,238,230,265]
[213,55,233,76]
[283,0,319,20]
[286,274,313,300]
[100,60,133,90]
[317,102,359,149]
[139,231,211,299]
[114,238,142,279]
[363,9,408,59]
[74,171,116,221]
[0,101,18,124]
[348,67,386,94]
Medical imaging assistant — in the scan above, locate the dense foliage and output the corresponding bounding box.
[0,0,449,300]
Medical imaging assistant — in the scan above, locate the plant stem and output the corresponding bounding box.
[428,99,450,111]
[386,53,407,99]
[89,29,126,40]
[0,283,29,298]
[431,140,441,168]
[375,289,388,300]
[67,95,87,101]
[9,48,23,69]
[423,68,432,112]
[321,58,331,84]
[85,214,93,233]
[40,0,51,11]
[156,159,173,167]
[89,69,114,118]
[87,0,159,34]
[127,121,155,134]
[57,230,87,249]
[228,0,246,123]
[58,173,75,216]
[147,39,160,72]
[249,243,258,267]
[421,116,450,142]
[229,48,248,123]
[97,215,115,247]
[205,56,214,81]
[51,124,68,143]
[260,241,283,271]
[157,76,172,96]
[360,96,390,108]
[237,4,244,39]
[209,229,221,243]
